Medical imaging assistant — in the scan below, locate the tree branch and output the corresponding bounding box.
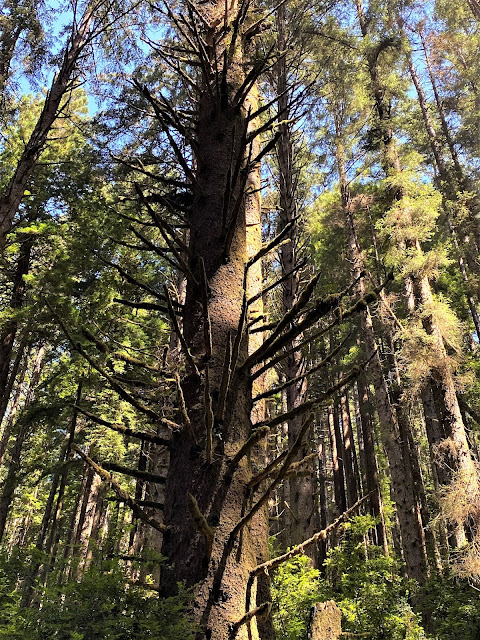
[250,493,372,576]
[72,444,168,533]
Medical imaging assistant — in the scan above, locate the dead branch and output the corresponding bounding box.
[246,218,296,269]
[229,602,272,639]
[164,285,200,377]
[247,259,306,306]
[230,291,248,376]
[113,298,169,313]
[229,413,315,539]
[255,364,362,430]
[285,452,318,478]
[187,492,214,559]
[129,225,187,274]
[113,350,164,373]
[223,143,253,260]
[175,372,196,442]
[200,258,212,360]
[241,273,320,370]
[244,281,378,371]
[136,184,198,285]
[81,326,109,353]
[252,332,350,402]
[230,426,270,468]
[215,332,233,423]
[250,130,282,166]
[233,44,276,108]
[97,255,167,302]
[250,493,372,576]
[247,450,288,491]
[72,444,168,533]
[459,396,480,426]
[73,405,170,446]
[103,461,167,484]
[133,500,164,509]
[204,365,214,463]
[250,318,345,381]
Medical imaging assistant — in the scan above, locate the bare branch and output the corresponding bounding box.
[252,332,350,403]
[175,372,196,442]
[73,405,170,446]
[230,426,269,468]
[103,461,167,484]
[72,445,168,533]
[250,493,372,576]
[164,285,200,377]
[187,492,214,559]
[200,258,212,360]
[229,602,272,639]
[204,365,214,463]
[229,413,315,540]
[246,218,297,269]
[215,332,233,423]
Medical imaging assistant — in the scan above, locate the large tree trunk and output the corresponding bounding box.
[158,5,273,637]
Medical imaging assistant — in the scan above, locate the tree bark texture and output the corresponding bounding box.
[158,5,273,638]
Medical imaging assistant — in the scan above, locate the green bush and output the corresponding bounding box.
[271,517,426,640]
[0,555,194,640]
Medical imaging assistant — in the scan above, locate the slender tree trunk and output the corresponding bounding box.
[339,388,359,507]
[0,346,29,465]
[327,403,347,515]
[0,237,32,422]
[356,373,388,553]
[419,29,480,254]
[275,0,313,550]
[0,6,107,248]
[317,427,329,567]
[0,344,44,543]
[402,29,480,338]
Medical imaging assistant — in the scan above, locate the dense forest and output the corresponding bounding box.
[2,0,480,638]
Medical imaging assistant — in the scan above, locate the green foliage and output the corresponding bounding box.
[272,517,427,640]
[271,552,326,640]
[0,557,194,640]
[418,572,480,640]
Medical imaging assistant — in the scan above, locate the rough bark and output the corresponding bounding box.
[339,388,359,508]
[0,344,29,465]
[307,601,342,640]
[356,373,388,552]
[158,5,273,637]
